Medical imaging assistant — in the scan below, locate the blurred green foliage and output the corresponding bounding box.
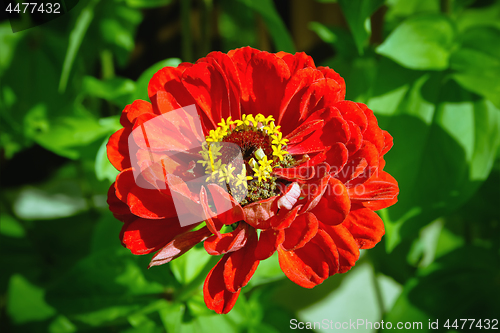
[1,0,499,332]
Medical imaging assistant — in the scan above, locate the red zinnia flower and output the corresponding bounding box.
[107,47,399,314]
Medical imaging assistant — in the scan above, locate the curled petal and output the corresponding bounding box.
[282,213,319,250]
[243,196,278,229]
[277,183,301,210]
[107,183,131,216]
[278,230,337,288]
[342,206,385,249]
[148,226,211,267]
[200,186,223,237]
[255,228,284,260]
[269,205,302,229]
[204,222,249,256]
[223,228,260,292]
[319,222,360,273]
[357,103,385,153]
[204,255,241,314]
[309,177,350,226]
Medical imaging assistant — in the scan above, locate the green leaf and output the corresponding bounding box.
[384,246,500,328]
[169,244,212,285]
[385,0,439,19]
[32,112,114,159]
[376,14,455,70]
[83,76,136,107]
[48,315,77,333]
[46,249,166,326]
[7,274,56,324]
[95,136,120,182]
[132,58,182,102]
[450,26,500,108]
[298,262,402,328]
[0,213,26,238]
[59,0,99,93]
[236,0,295,53]
[337,0,385,55]
[366,59,500,252]
[455,0,500,33]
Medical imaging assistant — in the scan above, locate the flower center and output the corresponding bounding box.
[198,114,294,205]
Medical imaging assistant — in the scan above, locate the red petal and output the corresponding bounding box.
[381,130,394,156]
[223,228,260,292]
[204,222,249,256]
[207,184,245,226]
[348,171,399,202]
[115,169,178,219]
[337,141,379,185]
[342,206,385,249]
[282,212,319,250]
[242,196,278,229]
[358,103,385,153]
[309,177,351,226]
[107,183,130,216]
[204,255,241,314]
[327,142,349,176]
[298,78,344,121]
[182,61,232,128]
[319,222,360,273]
[278,230,336,288]
[148,64,194,110]
[277,51,316,74]
[245,51,291,121]
[121,217,195,255]
[203,52,242,120]
[148,226,212,267]
[200,186,223,237]
[107,127,132,171]
[279,68,323,127]
[255,228,284,260]
[317,67,346,99]
[269,205,302,229]
[122,100,155,126]
[345,120,363,153]
[354,171,399,210]
[334,101,368,133]
[227,47,261,103]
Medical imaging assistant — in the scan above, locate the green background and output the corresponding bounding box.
[1,0,499,332]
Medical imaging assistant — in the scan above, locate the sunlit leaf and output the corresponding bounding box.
[367,60,500,252]
[7,274,56,324]
[450,26,500,108]
[83,76,136,107]
[376,14,455,70]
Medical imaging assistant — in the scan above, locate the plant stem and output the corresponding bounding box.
[180,0,193,63]
[100,49,114,79]
[371,258,386,320]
